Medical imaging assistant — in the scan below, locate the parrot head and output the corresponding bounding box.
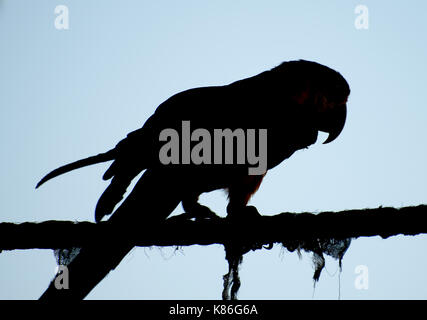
[274,60,350,144]
[304,61,350,144]
[317,93,348,144]
[317,67,350,144]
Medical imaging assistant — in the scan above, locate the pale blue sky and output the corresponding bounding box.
[1,0,427,299]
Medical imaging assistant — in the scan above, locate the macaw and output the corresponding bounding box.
[36,60,350,299]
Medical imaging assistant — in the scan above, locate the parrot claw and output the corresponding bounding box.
[227,205,262,222]
[187,205,221,221]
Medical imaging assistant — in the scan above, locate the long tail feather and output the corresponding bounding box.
[39,168,183,300]
[94,174,135,222]
[36,150,116,188]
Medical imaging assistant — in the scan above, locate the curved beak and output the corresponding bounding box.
[320,103,347,144]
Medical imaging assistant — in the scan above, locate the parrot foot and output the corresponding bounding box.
[191,205,220,221]
[226,205,262,222]
[186,204,221,221]
[168,205,220,223]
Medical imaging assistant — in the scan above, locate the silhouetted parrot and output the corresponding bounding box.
[36,60,350,299]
